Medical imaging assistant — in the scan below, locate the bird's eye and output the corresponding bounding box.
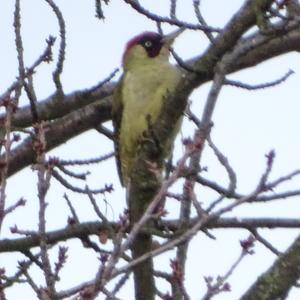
[144,40,152,48]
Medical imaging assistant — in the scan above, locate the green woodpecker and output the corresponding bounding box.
[112,29,183,187]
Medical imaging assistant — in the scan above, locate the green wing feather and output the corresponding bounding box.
[112,77,125,186]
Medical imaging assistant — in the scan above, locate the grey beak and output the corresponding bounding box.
[162,28,185,46]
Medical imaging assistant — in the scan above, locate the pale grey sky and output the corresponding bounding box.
[1,1,300,299]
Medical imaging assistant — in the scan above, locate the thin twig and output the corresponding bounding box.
[64,193,108,254]
[18,261,40,296]
[0,98,14,232]
[96,125,114,140]
[13,0,25,101]
[52,169,113,194]
[225,69,294,90]
[170,0,177,19]
[35,122,56,297]
[196,174,300,203]
[206,137,237,212]
[44,0,66,94]
[21,250,44,271]
[123,0,221,32]
[13,0,40,122]
[3,198,26,216]
[52,152,114,166]
[201,236,254,300]
[1,36,55,100]
[82,68,119,96]
[86,186,111,226]
[95,0,105,19]
[107,272,130,299]
[250,229,281,255]
[193,0,215,42]
[56,164,89,180]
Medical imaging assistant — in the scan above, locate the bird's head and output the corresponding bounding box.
[122,29,184,70]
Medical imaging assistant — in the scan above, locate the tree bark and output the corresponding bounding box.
[240,234,300,300]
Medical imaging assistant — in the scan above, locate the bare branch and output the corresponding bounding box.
[170,0,177,19]
[250,229,281,256]
[0,217,299,254]
[206,136,237,212]
[193,0,215,42]
[52,169,113,195]
[3,96,112,178]
[225,69,294,90]
[44,0,66,94]
[55,152,114,166]
[123,0,221,32]
[240,233,300,300]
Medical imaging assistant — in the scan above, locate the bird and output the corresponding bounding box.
[112,29,184,187]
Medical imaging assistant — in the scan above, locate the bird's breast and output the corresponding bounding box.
[119,63,181,183]
[122,64,180,126]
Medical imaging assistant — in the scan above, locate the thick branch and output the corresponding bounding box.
[186,0,274,86]
[5,96,111,177]
[1,218,299,253]
[240,234,300,300]
[0,83,114,128]
[232,26,300,72]
[0,222,115,253]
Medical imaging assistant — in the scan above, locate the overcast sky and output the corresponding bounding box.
[1,1,300,299]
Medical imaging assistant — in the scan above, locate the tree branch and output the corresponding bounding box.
[4,96,111,177]
[240,234,300,300]
[1,217,299,254]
